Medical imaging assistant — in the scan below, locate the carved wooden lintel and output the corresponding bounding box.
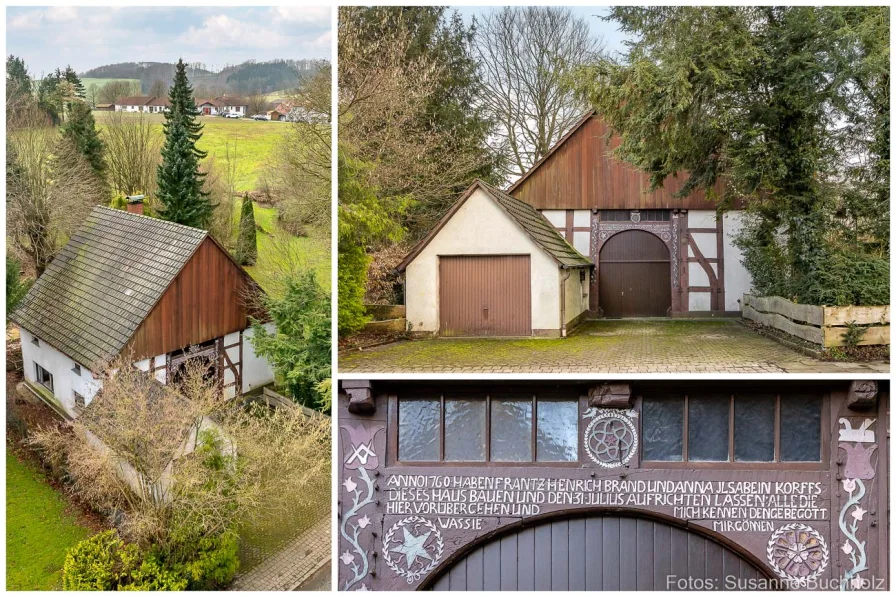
[846,380,878,411]
[343,379,376,414]
[588,382,632,408]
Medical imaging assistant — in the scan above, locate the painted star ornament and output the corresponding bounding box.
[390,527,434,568]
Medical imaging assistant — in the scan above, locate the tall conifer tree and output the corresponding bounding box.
[62,101,105,178]
[156,59,213,228]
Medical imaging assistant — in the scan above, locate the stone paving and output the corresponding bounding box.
[230,516,331,591]
[339,319,889,374]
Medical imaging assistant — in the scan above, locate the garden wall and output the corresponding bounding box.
[742,294,890,348]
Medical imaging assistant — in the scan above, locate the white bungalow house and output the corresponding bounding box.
[195,96,249,116]
[11,201,275,420]
[114,96,170,113]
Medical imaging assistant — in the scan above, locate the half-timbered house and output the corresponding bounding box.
[12,202,274,419]
[399,112,754,337]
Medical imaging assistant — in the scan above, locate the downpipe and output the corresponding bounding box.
[560,268,571,338]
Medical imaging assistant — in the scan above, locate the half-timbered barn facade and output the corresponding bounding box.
[338,379,888,591]
[12,205,274,419]
[400,113,754,336]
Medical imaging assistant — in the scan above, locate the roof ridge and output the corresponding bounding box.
[92,206,208,236]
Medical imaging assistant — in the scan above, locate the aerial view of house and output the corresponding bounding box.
[6,5,332,592]
[11,204,273,419]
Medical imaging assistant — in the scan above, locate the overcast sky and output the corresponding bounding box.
[455,6,631,58]
[6,6,332,76]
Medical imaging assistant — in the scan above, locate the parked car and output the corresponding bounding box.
[252,114,269,121]
[223,112,242,119]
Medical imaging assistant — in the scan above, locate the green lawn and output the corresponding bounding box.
[94,111,288,191]
[82,77,140,90]
[6,450,94,590]
[238,205,330,294]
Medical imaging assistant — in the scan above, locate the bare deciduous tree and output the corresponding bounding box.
[86,84,100,108]
[339,10,492,234]
[101,111,163,201]
[475,6,601,179]
[266,64,332,238]
[246,93,268,116]
[30,357,330,551]
[98,80,141,105]
[7,104,105,276]
[148,79,167,97]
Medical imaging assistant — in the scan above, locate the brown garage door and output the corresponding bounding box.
[429,514,770,591]
[439,255,531,337]
[599,230,672,317]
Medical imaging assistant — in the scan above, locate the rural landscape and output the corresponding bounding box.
[6,6,332,591]
[337,6,889,375]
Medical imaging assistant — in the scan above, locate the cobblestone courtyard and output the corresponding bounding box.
[339,319,889,374]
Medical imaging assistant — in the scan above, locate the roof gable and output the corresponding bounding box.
[12,207,208,367]
[397,181,592,271]
[508,112,738,210]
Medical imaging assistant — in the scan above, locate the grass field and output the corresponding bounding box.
[238,204,330,293]
[82,77,141,90]
[94,111,287,191]
[6,451,94,590]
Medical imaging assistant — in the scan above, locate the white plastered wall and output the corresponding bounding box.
[241,325,275,394]
[562,268,590,326]
[405,189,562,333]
[722,211,753,311]
[20,328,102,418]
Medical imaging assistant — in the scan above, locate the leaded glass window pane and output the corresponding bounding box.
[780,395,822,462]
[642,396,684,461]
[536,400,578,462]
[688,395,729,461]
[445,398,486,461]
[734,394,775,462]
[399,398,440,461]
[491,398,532,462]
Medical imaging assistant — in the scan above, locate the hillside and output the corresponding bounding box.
[80,59,324,95]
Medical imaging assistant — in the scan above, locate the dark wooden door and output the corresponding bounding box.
[429,514,769,591]
[599,230,671,317]
[439,256,531,337]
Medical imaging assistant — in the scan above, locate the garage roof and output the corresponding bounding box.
[397,180,593,271]
[11,207,207,368]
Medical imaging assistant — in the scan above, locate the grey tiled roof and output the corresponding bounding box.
[479,181,593,268]
[12,207,207,368]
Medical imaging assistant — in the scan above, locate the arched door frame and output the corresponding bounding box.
[596,228,676,317]
[418,506,777,590]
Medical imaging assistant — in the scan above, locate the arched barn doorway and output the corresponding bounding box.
[599,230,672,317]
[427,513,771,591]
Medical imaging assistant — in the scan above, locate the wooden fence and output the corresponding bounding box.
[742,295,890,348]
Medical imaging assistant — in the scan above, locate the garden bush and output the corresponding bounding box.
[62,529,236,591]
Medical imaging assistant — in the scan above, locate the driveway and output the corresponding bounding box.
[338,319,889,374]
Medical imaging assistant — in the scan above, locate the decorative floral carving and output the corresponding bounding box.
[583,407,638,468]
[766,523,829,585]
[340,423,382,592]
[839,478,869,590]
[383,516,444,584]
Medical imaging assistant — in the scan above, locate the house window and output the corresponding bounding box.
[31,335,40,347]
[72,363,81,376]
[35,363,53,392]
[600,210,670,222]
[642,393,823,464]
[397,395,578,463]
[73,392,86,411]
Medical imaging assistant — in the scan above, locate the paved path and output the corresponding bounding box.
[230,516,330,591]
[339,319,889,374]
